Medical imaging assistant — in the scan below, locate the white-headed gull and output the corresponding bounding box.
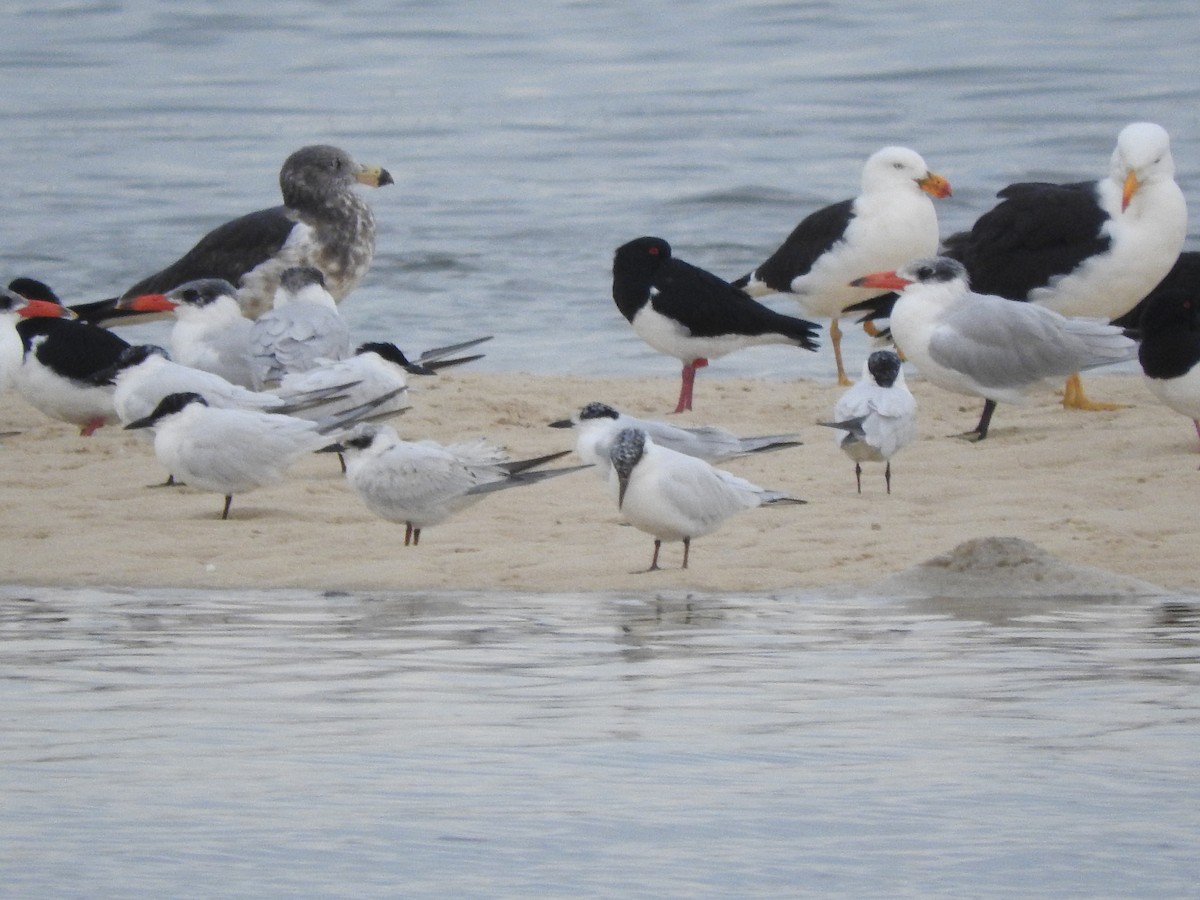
[734,146,950,385]
[939,122,1185,409]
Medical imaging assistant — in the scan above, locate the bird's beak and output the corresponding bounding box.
[917,171,952,198]
[617,473,629,509]
[126,293,178,313]
[356,164,394,188]
[124,413,155,431]
[19,299,75,319]
[851,271,912,290]
[548,418,574,429]
[1122,170,1141,211]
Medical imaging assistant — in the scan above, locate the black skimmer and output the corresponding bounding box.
[612,236,820,413]
[607,426,806,571]
[820,349,917,493]
[853,257,1137,441]
[734,146,951,385]
[2,287,74,395]
[14,314,131,436]
[6,277,148,327]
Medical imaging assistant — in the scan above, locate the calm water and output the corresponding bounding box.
[2,584,1199,897]
[1,1,1198,378]
[4,4,1200,895]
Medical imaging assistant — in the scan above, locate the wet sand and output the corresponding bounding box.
[2,371,1197,595]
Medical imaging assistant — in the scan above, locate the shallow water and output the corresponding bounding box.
[2,1,1198,380]
[5,6,1200,895]
[2,583,1199,897]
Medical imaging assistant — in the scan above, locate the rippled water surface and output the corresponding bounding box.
[2,584,1199,896]
[2,1,1198,378]
[4,5,1200,895]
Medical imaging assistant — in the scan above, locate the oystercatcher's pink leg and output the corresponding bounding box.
[672,358,708,414]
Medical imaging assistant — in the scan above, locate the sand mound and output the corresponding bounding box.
[873,536,1166,599]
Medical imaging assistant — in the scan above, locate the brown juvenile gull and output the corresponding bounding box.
[96,145,392,321]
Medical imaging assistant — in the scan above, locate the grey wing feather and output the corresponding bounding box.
[417,336,493,365]
[465,464,592,496]
[249,306,350,386]
[929,297,1133,388]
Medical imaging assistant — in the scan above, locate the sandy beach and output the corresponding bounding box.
[1,370,1197,595]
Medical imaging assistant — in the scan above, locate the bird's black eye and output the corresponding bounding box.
[893,162,904,170]
[917,266,933,279]
[183,290,198,303]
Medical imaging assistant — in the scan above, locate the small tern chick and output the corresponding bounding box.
[820,350,916,493]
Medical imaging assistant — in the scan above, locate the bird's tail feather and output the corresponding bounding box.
[500,449,574,475]
[314,387,408,434]
[466,463,593,496]
[761,492,807,506]
[817,416,867,437]
[737,435,804,455]
[418,336,493,365]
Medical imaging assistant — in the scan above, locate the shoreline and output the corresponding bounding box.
[2,371,1198,596]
